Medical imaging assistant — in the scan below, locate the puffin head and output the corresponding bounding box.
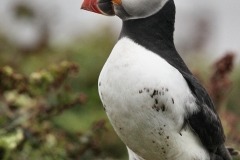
[81,0,169,20]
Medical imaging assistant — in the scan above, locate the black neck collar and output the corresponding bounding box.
[119,0,176,53]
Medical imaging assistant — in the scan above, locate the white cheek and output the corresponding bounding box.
[121,0,169,19]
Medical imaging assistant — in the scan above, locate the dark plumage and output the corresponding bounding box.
[120,1,230,159]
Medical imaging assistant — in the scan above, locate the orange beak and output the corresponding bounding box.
[81,0,121,16]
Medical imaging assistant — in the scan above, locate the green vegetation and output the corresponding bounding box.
[0,28,240,160]
[0,29,127,160]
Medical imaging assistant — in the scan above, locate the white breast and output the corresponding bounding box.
[98,37,210,160]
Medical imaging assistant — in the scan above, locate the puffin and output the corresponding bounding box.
[81,0,232,160]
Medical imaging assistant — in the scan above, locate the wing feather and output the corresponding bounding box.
[161,51,226,151]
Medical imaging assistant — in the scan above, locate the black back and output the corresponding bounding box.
[119,0,231,159]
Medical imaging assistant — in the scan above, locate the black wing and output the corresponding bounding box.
[182,72,225,150]
[181,73,233,160]
[161,50,226,151]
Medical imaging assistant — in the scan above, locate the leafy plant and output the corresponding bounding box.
[0,61,89,160]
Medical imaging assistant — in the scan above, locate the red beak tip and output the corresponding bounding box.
[81,0,106,15]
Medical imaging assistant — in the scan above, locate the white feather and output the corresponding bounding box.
[98,37,210,160]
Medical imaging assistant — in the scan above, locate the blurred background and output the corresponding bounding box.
[0,0,240,159]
